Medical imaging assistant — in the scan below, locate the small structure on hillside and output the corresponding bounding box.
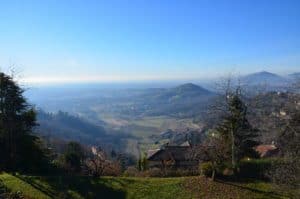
[255,143,279,158]
[147,141,198,169]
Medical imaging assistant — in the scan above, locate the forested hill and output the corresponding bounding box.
[35,110,132,151]
[112,83,215,118]
[151,83,213,100]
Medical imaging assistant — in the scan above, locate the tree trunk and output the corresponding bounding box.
[211,169,216,181]
[231,124,236,171]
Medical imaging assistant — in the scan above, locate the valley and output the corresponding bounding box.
[25,71,299,158]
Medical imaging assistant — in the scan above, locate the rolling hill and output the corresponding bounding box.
[35,110,133,152]
[288,72,300,79]
[125,83,214,117]
[241,71,288,86]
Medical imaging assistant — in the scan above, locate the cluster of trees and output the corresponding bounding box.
[0,72,128,177]
[269,90,300,185]
[55,142,122,177]
[196,79,299,186]
[195,84,259,180]
[0,72,50,173]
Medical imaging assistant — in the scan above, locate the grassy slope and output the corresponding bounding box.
[0,173,298,199]
[0,173,51,199]
[0,174,187,199]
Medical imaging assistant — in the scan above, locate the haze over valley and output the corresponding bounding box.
[24,70,298,157]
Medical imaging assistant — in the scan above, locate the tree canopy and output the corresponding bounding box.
[0,72,49,173]
[215,89,259,170]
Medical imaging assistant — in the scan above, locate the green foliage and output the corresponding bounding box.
[200,162,213,177]
[0,72,50,173]
[18,134,52,174]
[63,142,85,173]
[137,154,148,171]
[216,91,259,170]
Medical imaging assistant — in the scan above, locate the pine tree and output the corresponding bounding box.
[0,72,48,172]
[217,90,259,171]
[63,141,85,173]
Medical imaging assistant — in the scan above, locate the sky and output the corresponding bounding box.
[0,0,299,83]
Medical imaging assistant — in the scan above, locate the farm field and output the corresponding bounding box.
[98,114,203,156]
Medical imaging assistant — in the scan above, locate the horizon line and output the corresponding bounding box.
[18,70,299,85]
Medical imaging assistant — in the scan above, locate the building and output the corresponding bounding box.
[255,144,279,158]
[147,141,198,169]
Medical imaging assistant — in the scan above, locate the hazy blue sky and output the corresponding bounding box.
[0,0,299,83]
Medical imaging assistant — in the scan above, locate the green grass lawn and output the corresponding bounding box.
[0,173,298,199]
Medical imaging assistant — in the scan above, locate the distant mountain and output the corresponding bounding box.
[130,83,214,117]
[288,72,300,79]
[171,83,212,95]
[173,83,211,93]
[153,83,212,102]
[241,71,288,86]
[242,71,285,83]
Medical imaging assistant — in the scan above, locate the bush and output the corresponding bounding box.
[238,158,272,179]
[123,167,140,177]
[103,162,122,176]
[268,158,299,187]
[200,162,213,177]
[164,169,199,177]
[222,168,234,176]
[145,168,163,177]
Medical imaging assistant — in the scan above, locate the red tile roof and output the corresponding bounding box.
[255,144,278,158]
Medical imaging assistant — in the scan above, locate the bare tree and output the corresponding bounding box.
[196,132,230,180]
[85,147,121,177]
[206,76,259,172]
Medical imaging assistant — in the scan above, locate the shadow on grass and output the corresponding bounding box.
[16,175,127,199]
[215,179,286,199]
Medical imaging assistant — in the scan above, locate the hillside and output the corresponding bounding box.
[36,110,134,152]
[289,72,300,79]
[26,83,214,119]
[0,173,298,199]
[131,83,214,117]
[242,71,288,86]
[155,83,212,100]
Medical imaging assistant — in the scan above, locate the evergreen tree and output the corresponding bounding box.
[217,90,259,170]
[63,141,85,173]
[0,72,49,172]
